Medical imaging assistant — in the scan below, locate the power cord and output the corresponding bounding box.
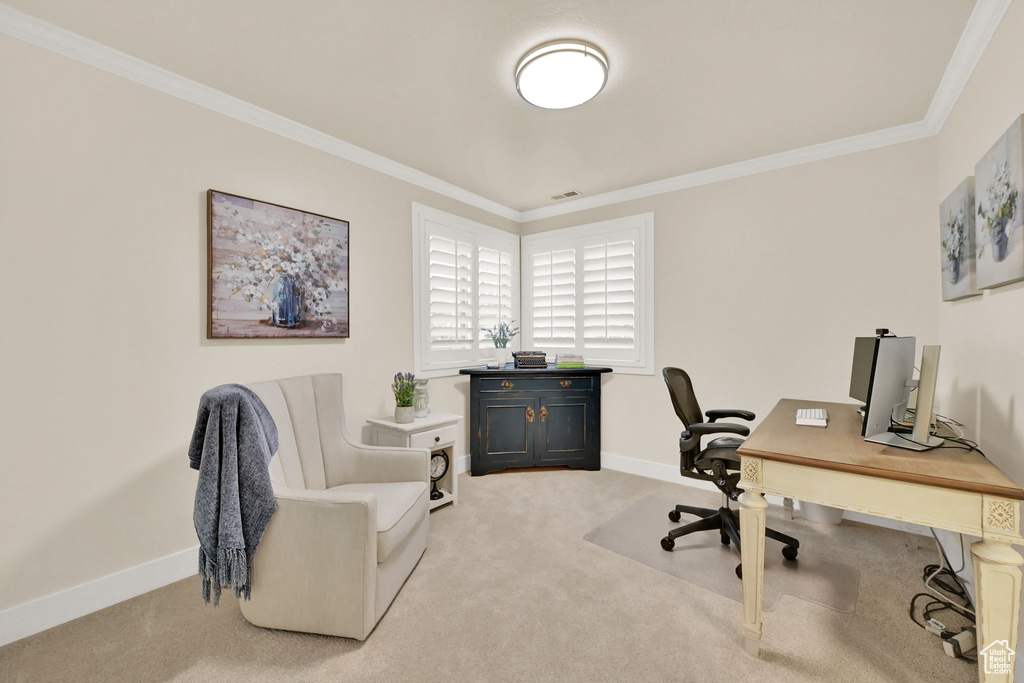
[907,528,977,661]
[888,415,988,457]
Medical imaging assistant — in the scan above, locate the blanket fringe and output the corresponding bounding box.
[199,547,251,606]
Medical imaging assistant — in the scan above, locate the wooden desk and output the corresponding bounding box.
[737,399,1024,682]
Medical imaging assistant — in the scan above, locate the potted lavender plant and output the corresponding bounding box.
[392,372,416,423]
[481,320,519,367]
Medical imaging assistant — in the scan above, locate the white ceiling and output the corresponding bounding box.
[5,0,976,213]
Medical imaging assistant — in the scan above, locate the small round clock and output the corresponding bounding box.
[429,450,449,501]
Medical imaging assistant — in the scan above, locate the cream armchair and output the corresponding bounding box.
[241,374,429,640]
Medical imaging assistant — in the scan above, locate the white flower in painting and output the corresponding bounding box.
[216,209,347,324]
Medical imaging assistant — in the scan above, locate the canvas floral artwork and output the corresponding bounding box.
[974,115,1024,289]
[938,178,978,301]
[208,190,349,338]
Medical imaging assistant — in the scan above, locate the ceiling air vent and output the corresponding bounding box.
[551,190,581,200]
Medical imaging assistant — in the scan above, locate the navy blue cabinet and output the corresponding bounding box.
[460,366,611,476]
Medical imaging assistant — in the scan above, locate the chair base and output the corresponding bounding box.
[660,504,799,578]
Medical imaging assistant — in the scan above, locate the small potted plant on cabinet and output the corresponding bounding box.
[481,320,519,367]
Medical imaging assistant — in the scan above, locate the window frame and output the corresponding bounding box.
[520,213,654,375]
[412,203,520,378]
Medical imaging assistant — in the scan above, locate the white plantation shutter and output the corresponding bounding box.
[428,233,474,350]
[530,247,577,349]
[477,246,515,349]
[413,204,519,377]
[583,239,636,350]
[521,214,653,374]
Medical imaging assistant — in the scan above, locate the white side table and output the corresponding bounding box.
[366,412,461,511]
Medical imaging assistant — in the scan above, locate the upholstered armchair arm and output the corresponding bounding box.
[346,443,430,485]
[242,484,379,639]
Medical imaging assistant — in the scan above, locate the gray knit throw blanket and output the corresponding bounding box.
[188,383,278,606]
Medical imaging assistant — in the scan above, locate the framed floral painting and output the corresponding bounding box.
[974,115,1024,289]
[938,177,979,301]
[207,190,349,338]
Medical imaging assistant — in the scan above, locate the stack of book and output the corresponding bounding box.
[555,354,585,369]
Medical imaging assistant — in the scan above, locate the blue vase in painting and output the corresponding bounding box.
[271,274,302,328]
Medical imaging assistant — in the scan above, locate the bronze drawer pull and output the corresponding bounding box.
[434,436,441,443]
[540,406,548,422]
[560,380,572,388]
[526,407,535,423]
[501,381,515,389]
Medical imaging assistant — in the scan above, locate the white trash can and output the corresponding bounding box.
[799,501,844,524]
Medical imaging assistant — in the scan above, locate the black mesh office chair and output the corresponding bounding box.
[660,367,799,578]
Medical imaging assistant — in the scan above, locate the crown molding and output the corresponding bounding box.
[0,4,520,222]
[923,0,1013,134]
[0,1,1013,225]
[517,0,1013,223]
[517,120,934,222]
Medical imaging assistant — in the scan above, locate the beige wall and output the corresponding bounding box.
[934,2,1024,659]
[935,0,1024,490]
[4,1,1013,624]
[0,35,515,611]
[522,138,940,467]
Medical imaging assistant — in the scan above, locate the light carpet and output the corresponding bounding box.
[584,494,860,613]
[0,468,974,682]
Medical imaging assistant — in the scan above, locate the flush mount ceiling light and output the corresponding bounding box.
[515,40,608,109]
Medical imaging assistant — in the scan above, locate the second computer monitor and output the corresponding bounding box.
[861,336,915,440]
[849,336,877,404]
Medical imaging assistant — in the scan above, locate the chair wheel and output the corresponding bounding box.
[661,537,675,551]
[720,534,730,546]
[735,564,743,579]
[668,510,681,523]
[782,545,798,561]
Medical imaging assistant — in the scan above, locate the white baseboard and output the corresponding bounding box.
[600,451,929,537]
[3,450,926,648]
[4,452,464,648]
[0,545,199,647]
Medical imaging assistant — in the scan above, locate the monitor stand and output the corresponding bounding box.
[865,431,944,451]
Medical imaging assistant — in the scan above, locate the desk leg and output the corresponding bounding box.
[739,491,768,657]
[972,539,1022,683]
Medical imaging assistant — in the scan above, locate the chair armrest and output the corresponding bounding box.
[705,409,755,422]
[254,484,379,638]
[272,484,379,507]
[346,444,430,484]
[680,422,750,452]
[267,484,378,570]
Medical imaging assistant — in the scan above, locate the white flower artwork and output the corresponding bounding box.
[208,190,349,338]
[974,115,1024,289]
[938,177,978,301]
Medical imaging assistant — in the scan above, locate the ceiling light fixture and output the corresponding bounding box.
[515,40,608,110]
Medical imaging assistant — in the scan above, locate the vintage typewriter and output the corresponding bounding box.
[512,351,548,368]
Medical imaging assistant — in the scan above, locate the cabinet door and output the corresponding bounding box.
[536,396,596,464]
[476,397,536,471]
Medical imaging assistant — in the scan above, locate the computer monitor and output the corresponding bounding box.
[861,335,915,441]
[849,337,876,403]
[854,333,944,451]
[910,345,943,449]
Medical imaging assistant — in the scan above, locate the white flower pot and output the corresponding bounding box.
[491,347,508,367]
[394,406,415,424]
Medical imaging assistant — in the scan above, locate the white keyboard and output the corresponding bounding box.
[796,408,828,427]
